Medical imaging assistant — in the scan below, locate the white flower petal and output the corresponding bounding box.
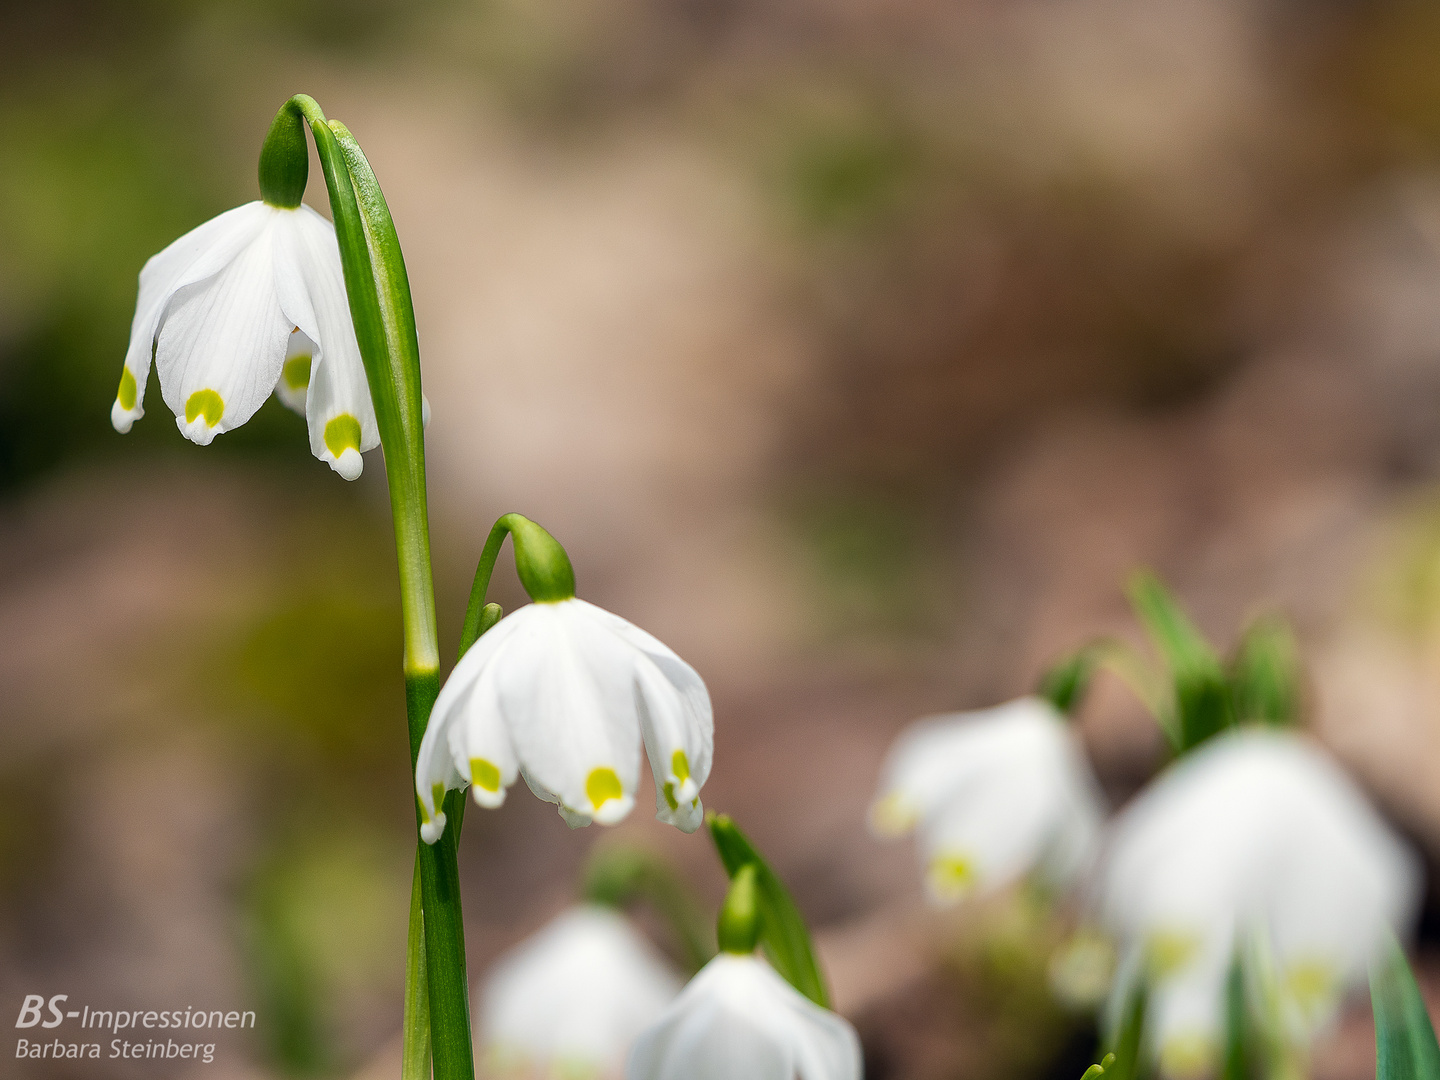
[480,905,680,1077]
[155,213,291,444]
[416,614,527,828]
[567,601,713,829]
[114,202,272,433]
[873,697,1104,902]
[274,328,315,415]
[627,954,860,1080]
[1097,728,1422,1067]
[499,602,643,825]
[272,205,378,479]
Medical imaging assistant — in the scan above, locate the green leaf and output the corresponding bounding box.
[1127,571,1233,752]
[1372,935,1440,1080]
[1219,952,1248,1080]
[707,814,829,1007]
[1038,646,1100,716]
[1104,980,1148,1080]
[401,858,430,1080]
[1228,616,1299,727]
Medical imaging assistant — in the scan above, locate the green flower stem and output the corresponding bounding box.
[266,96,473,1080]
[459,515,574,648]
[459,516,517,654]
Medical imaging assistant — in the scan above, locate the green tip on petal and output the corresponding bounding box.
[323,414,364,480]
[1145,930,1200,981]
[282,354,312,390]
[586,767,624,812]
[418,783,448,844]
[926,853,976,902]
[324,413,362,457]
[117,368,138,411]
[468,757,507,809]
[185,389,224,427]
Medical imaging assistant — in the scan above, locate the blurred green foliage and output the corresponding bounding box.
[787,487,950,641]
[1367,492,1440,643]
[244,828,409,1076]
[773,100,925,236]
[945,891,1084,1080]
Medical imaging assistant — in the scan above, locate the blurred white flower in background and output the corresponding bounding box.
[113,200,379,478]
[627,953,861,1080]
[1099,727,1420,1078]
[478,905,681,1079]
[869,696,1106,904]
[416,598,713,841]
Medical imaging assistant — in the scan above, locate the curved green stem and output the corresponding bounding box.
[266,95,471,1080]
[459,516,517,657]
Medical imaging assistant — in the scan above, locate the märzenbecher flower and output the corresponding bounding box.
[478,905,680,1079]
[870,696,1105,904]
[416,516,713,841]
[1098,728,1419,1077]
[113,200,378,479]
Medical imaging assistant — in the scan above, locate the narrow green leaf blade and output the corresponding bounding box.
[1228,616,1299,727]
[1219,952,1247,1080]
[402,857,430,1080]
[1372,936,1440,1080]
[708,814,829,1007]
[1104,981,1147,1080]
[1127,571,1232,752]
[1038,645,1100,716]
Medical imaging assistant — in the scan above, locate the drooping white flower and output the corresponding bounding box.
[1098,727,1420,1077]
[478,905,681,1079]
[869,696,1106,904]
[627,953,861,1080]
[113,200,378,479]
[416,598,713,841]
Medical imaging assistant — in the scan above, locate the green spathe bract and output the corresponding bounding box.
[717,864,762,955]
[255,96,469,1080]
[1127,570,1233,752]
[1371,934,1440,1080]
[707,813,829,1008]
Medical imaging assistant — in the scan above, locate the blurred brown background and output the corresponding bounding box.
[8,0,1440,1076]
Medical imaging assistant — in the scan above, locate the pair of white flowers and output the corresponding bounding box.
[871,699,1419,1078]
[120,202,714,837]
[477,905,861,1080]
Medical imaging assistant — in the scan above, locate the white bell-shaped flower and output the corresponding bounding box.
[478,905,681,1079]
[112,200,378,479]
[869,696,1105,904]
[416,598,713,841]
[1099,727,1420,1076]
[627,953,861,1080]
